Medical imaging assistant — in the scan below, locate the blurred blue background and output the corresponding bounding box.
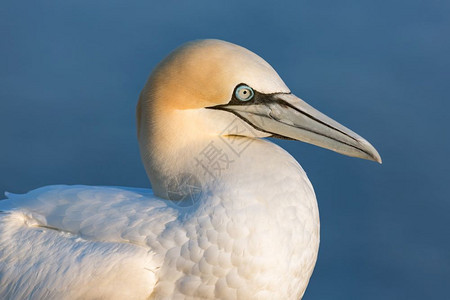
[1,0,449,298]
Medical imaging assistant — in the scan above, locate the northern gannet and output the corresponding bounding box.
[0,39,381,299]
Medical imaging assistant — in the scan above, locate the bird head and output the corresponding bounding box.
[137,39,381,196]
[138,39,381,162]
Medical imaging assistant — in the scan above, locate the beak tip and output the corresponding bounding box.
[373,153,382,164]
[358,138,382,164]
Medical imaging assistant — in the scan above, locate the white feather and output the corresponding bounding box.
[0,138,320,299]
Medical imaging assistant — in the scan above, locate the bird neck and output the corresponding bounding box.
[142,129,308,204]
[138,106,259,195]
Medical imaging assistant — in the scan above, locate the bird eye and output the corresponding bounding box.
[235,85,254,101]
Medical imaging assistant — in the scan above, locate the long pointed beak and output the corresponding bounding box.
[211,93,381,163]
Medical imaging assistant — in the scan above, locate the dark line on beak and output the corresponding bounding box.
[210,90,359,143]
[208,106,376,160]
[208,107,291,138]
[274,98,359,143]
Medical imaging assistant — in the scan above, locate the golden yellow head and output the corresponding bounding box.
[139,39,289,111]
[138,39,381,170]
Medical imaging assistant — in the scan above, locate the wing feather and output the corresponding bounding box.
[0,185,177,299]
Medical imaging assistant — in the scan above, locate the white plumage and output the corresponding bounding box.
[0,39,380,299]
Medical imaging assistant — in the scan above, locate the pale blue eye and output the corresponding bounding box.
[235,85,254,101]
